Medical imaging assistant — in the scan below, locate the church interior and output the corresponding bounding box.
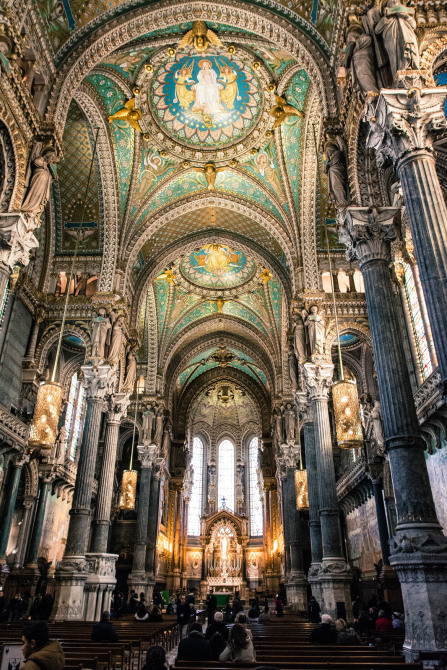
[1,0,447,665]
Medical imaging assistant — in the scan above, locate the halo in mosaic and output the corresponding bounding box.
[149,51,262,149]
[180,244,256,289]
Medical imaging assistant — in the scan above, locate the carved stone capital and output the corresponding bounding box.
[0,213,39,272]
[303,363,334,401]
[295,391,313,424]
[81,364,115,401]
[106,392,130,423]
[13,451,29,468]
[366,73,447,167]
[340,207,399,268]
[137,443,157,469]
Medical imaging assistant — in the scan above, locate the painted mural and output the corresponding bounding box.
[137,148,180,202]
[180,244,256,289]
[150,52,261,148]
[241,143,287,206]
[426,444,447,533]
[345,498,382,574]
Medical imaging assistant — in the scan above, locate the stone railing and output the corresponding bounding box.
[0,404,29,448]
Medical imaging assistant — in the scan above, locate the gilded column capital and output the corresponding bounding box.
[81,364,116,401]
[340,207,399,268]
[137,443,157,469]
[303,363,334,402]
[366,73,447,167]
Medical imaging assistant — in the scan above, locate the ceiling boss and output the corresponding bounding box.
[133,21,276,166]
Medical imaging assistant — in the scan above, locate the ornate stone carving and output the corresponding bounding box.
[390,532,447,556]
[137,443,157,469]
[107,393,129,423]
[81,364,115,401]
[85,553,118,577]
[0,213,39,271]
[303,363,333,401]
[340,207,399,267]
[366,74,447,167]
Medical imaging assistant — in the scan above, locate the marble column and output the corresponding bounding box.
[53,364,115,621]
[90,393,129,553]
[128,444,156,595]
[0,452,29,559]
[341,206,447,660]
[297,394,323,603]
[145,460,163,601]
[26,473,54,565]
[303,364,352,620]
[276,444,307,611]
[367,74,447,391]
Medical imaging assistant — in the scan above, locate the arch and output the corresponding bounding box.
[0,103,27,211]
[35,324,90,373]
[46,0,336,130]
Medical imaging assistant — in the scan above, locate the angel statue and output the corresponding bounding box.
[122,350,137,391]
[303,305,326,358]
[178,21,223,53]
[21,142,58,216]
[375,0,420,78]
[192,162,226,190]
[154,268,176,285]
[108,99,142,133]
[269,95,303,129]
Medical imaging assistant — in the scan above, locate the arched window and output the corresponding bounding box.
[218,439,234,512]
[64,372,86,461]
[187,437,204,536]
[249,437,263,536]
[402,262,433,381]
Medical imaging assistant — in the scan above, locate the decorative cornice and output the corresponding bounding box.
[340,207,399,268]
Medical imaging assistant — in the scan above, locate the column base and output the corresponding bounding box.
[285,571,308,613]
[318,559,352,621]
[308,563,323,609]
[84,553,118,621]
[52,556,90,621]
[390,548,447,661]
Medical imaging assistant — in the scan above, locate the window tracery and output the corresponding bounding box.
[218,439,235,512]
[64,371,86,461]
[187,436,204,536]
[402,262,433,381]
[249,437,263,536]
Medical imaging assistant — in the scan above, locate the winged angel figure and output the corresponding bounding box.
[108,99,142,133]
[178,21,224,53]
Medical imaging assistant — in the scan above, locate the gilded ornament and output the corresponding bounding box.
[227,45,236,55]
[132,86,141,95]
[178,21,223,53]
[144,63,153,72]
[269,95,303,129]
[167,47,176,57]
[143,133,151,141]
[108,98,142,133]
[155,269,176,285]
[192,162,226,190]
[252,61,261,69]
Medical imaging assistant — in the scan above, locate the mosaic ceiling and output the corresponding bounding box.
[192,383,259,428]
[179,245,256,290]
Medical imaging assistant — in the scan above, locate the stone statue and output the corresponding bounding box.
[21,143,57,215]
[55,425,67,462]
[303,305,326,357]
[153,408,164,446]
[375,1,420,78]
[122,350,137,391]
[142,405,155,443]
[91,309,112,360]
[345,23,379,96]
[324,137,350,210]
[292,313,307,362]
[287,344,299,389]
[371,400,385,453]
[273,406,285,446]
[107,316,125,363]
[283,403,296,441]
[235,464,244,501]
[162,415,172,459]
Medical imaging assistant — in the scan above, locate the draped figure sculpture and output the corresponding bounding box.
[21,144,57,215]
[91,309,112,360]
[345,22,379,96]
[375,0,419,78]
[303,306,326,358]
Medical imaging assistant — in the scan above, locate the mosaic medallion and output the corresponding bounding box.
[150,53,261,148]
[180,244,256,288]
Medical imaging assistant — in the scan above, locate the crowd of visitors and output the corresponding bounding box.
[0,591,54,622]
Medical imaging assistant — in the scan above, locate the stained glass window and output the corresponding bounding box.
[0,282,8,327]
[187,437,204,536]
[64,372,86,461]
[249,437,263,536]
[403,263,433,381]
[218,439,235,512]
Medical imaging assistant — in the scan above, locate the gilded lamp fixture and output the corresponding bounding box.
[295,468,309,510]
[119,376,144,510]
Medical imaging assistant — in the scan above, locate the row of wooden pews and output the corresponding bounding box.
[0,615,178,670]
[173,617,422,670]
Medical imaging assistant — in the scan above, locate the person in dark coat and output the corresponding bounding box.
[177,622,212,662]
[177,595,190,640]
[207,590,217,623]
[142,644,168,670]
[309,614,337,644]
[307,596,321,623]
[92,611,118,642]
[205,611,229,642]
[149,606,163,623]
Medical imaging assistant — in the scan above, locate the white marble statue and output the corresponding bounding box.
[122,350,137,391]
[375,0,420,78]
[303,305,326,357]
[107,316,125,363]
[91,309,112,360]
[21,144,57,215]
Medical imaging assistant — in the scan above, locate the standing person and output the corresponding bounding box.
[274,594,283,617]
[232,592,243,620]
[207,589,217,624]
[20,622,64,670]
[92,611,118,642]
[307,595,321,623]
[219,623,256,662]
[177,594,190,640]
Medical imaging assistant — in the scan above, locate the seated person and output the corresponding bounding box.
[135,603,149,622]
[335,618,361,644]
[258,606,271,624]
[234,612,253,639]
[392,612,404,630]
[309,614,337,644]
[248,605,260,620]
[205,611,229,640]
[219,623,256,662]
[149,605,163,622]
[142,644,168,670]
[376,610,393,632]
[21,622,65,670]
[91,611,118,642]
[177,622,212,661]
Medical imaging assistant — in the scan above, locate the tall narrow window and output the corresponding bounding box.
[218,439,234,512]
[403,263,433,381]
[64,372,86,461]
[187,437,204,536]
[249,437,263,536]
[0,281,8,327]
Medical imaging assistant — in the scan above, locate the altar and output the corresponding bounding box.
[202,509,247,598]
